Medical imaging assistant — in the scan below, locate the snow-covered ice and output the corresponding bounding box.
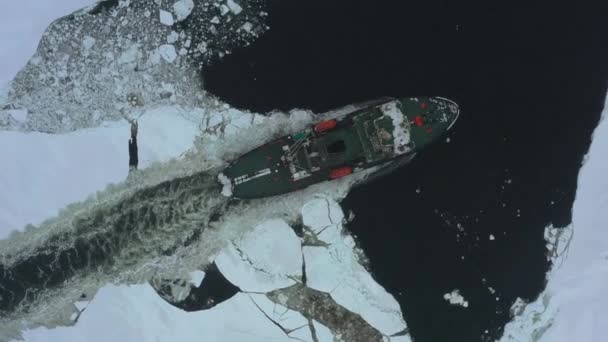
[0,107,203,239]
[501,93,608,341]
[215,218,303,293]
[0,0,94,85]
[16,285,302,342]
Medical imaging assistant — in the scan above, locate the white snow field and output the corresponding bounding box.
[18,284,312,342]
[0,0,95,85]
[501,94,608,341]
[0,107,204,239]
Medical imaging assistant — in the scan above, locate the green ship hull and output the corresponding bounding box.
[219,97,459,199]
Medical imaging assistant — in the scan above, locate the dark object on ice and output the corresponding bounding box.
[220,97,459,199]
[128,120,138,171]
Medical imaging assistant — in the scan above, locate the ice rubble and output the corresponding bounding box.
[2,0,268,132]
[0,0,95,85]
[501,93,608,341]
[215,197,408,338]
[443,289,469,308]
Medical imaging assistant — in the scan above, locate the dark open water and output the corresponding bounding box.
[203,0,608,340]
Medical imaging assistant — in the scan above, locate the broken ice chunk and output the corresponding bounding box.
[159,9,174,26]
[82,36,96,50]
[241,22,253,33]
[158,44,177,63]
[443,289,469,308]
[218,173,232,197]
[226,0,243,14]
[167,31,180,44]
[189,270,206,287]
[173,0,194,21]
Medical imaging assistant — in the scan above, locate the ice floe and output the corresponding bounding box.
[0,107,204,238]
[501,93,608,341]
[215,218,303,293]
[301,198,408,337]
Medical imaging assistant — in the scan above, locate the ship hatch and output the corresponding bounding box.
[327,140,346,154]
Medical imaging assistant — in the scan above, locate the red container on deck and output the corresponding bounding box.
[329,166,353,179]
[314,119,337,133]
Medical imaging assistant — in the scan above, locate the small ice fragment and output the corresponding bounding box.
[82,36,96,50]
[218,173,233,197]
[443,290,468,308]
[197,41,208,53]
[210,16,220,24]
[489,234,495,241]
[158,44,177,63]
[173,0,194,21]
[241,21,253,33]
[226,0,243,14]
[189,270,206,287]
[159,9,174,26]
[167,31,179,44]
